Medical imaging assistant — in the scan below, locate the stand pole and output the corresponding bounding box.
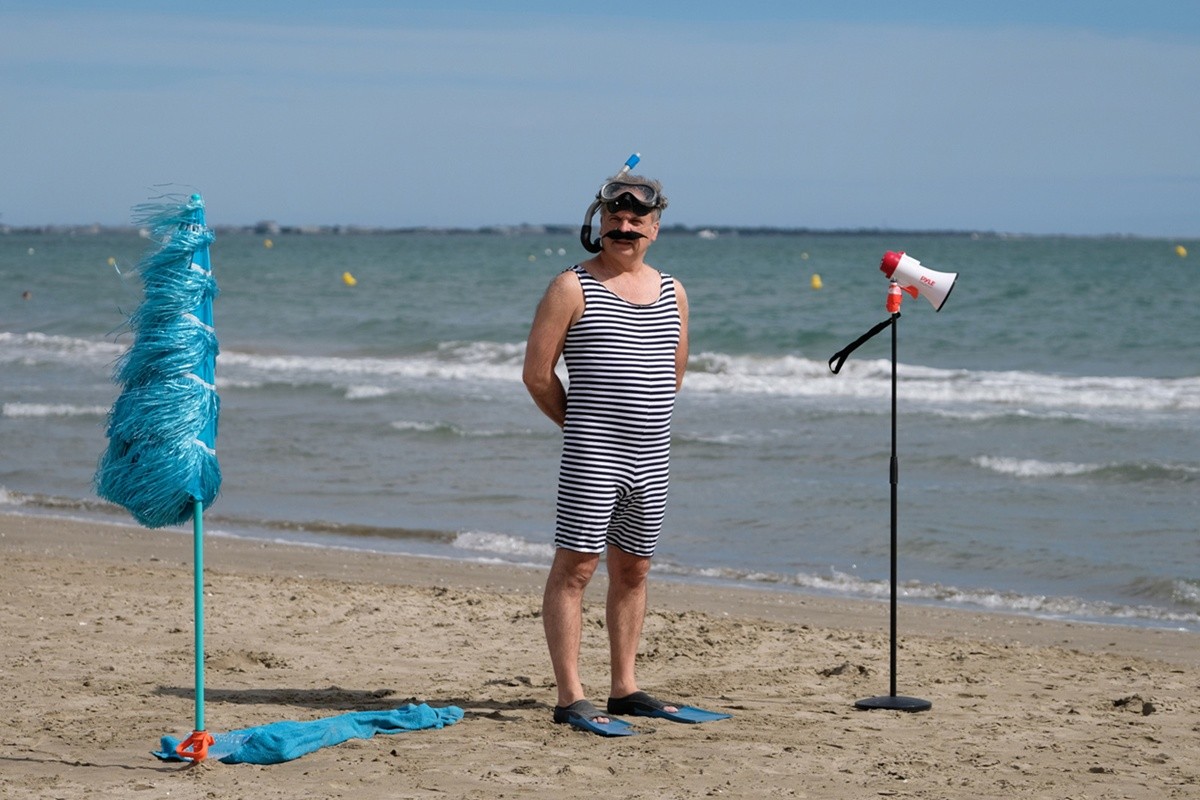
[855,313,931,712]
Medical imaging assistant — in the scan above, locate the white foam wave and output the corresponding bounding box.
[1,403,109,418]
[10,330,1195,418]
[218,342,523,386]
[686,351,1200,414]
[972,455,1100,478]
[390,420,453,434]
[657,563,1200,628]
[213,377,265,390]
[452,531,555,561]
[925,408,1082,422]
[0,331,124,365]
[216,344,1199,421]
[389,420,534,439]
[1174,579,1200,607]
[345,385,390,400]
[675,431,754,446]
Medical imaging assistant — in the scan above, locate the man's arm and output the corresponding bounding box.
[523,271,582,428]
[674,278,689,391]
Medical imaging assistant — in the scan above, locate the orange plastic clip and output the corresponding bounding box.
[175,730,215,762]
[887,282,919,313]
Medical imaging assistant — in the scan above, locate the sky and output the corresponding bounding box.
[2,1,1198,236]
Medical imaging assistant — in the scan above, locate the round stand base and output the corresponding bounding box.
[855,695,932,712]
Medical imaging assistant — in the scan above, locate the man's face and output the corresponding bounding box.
[599,207,659,256]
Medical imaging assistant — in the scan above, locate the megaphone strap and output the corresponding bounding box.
[828,314,897,375]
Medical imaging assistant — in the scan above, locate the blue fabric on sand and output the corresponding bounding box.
[154,703,464,764]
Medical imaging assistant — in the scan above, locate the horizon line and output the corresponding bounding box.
[1,222,1191,240]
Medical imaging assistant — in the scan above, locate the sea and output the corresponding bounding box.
[3,226,1198,632]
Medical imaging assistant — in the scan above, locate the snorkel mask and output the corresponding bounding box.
[579,153,667,253]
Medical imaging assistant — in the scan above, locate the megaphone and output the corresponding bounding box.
[880,251,957,312]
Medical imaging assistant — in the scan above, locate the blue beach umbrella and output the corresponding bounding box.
[97,195,464,764]
[96,193,225,759]
[97,194,220,525]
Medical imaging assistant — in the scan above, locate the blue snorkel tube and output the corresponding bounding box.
[580,152,640,253]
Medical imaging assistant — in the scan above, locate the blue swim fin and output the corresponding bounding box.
[607,691,732,724]
[653,705,732,723]
[554,700,637,737]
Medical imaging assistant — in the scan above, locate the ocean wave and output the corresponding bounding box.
[223,341,525,373]
[431,527,1200,630]
[653,562,1200,629]
[0,490,461,546]
[389,420,536,439]
[3,492,1194,631]
[0,488,119,515]
[8,330,1198,417]
[0,331,124,365]
[685,351,1200,413]
[214,516,457,544]
[674,430,757,446]
[973,455,1198,483]
[452,531,555,561]
[345,385,391,400]
[924,408,1088,423]
[391,420,458,434]
[1127,576,1200,610]
[972,455,1100,478]
[2,403,109,418]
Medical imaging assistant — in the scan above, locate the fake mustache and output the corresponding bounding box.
[604,230,647,241]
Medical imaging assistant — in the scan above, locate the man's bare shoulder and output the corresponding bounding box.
[531,266,584,329]
[543,266,583,301]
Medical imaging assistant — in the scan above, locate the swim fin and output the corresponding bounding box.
[607,691,732,724]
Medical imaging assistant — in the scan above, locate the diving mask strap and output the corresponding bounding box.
[579,198,603,253]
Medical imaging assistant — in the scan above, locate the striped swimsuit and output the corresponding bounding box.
[555,264,681,557]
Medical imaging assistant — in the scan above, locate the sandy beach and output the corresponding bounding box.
[2,512,1196,799]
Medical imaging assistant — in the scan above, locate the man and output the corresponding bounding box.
[523,172,698,735]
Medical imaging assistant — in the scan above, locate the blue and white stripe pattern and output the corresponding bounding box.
[555,264,681,557]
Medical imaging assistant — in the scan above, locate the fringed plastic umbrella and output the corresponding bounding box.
[97,193,220,527]
[96,193,227,759]
[97,194,464,765]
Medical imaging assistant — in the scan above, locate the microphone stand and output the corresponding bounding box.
[829,283,931,712]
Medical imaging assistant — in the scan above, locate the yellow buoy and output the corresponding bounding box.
[342,271,357,286]
[107,256,117,267]
[1176,244,1187,258]
[810,273,823,290]
[264,238,274,249]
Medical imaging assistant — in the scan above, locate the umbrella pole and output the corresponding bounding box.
[193,498,205,732]
[174,499,213,761]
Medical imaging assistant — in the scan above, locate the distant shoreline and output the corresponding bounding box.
[0,222,1181,240]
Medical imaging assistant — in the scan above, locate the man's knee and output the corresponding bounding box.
[606,546,652,589]
[547,549,600,594]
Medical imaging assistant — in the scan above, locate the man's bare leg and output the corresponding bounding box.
[605,545,676,712]
[543,548,608,719]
